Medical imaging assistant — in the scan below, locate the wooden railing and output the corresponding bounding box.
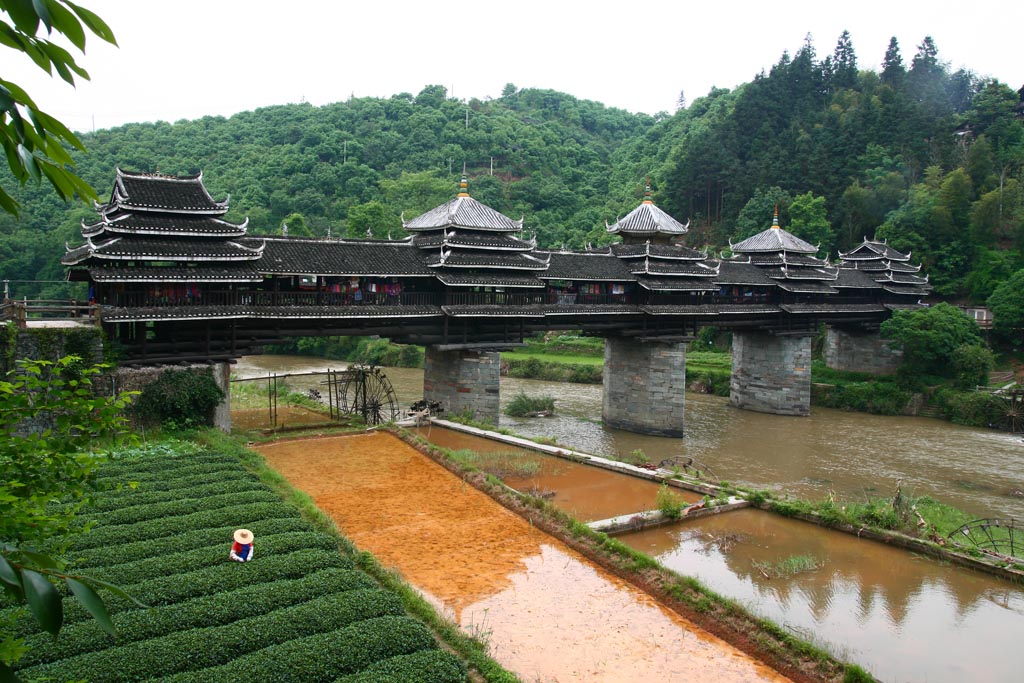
[0,300,100,328]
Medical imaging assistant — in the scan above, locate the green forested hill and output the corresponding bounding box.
[2,34,1022,305]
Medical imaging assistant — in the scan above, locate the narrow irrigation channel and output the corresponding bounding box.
[256,432,791,683]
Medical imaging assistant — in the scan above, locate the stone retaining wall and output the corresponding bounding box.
[423,347,501,423]
[730,332,811,416]
[602,338,686,436]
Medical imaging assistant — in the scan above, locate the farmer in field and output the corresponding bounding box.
[230,528,255,562]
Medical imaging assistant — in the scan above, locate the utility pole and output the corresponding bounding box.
[343,141,348,165]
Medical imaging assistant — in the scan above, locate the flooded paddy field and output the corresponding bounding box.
[256,432,790,683]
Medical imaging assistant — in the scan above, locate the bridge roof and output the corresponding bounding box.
[63,237,264,264]
[82,213,248,239]
[101,169,229,215]
[542,252,635,281]
[610,242,706,260]
[730,226,819,254]
[88,264,263,283]
[403,195,523,232]
[251,238,433,277]
[606,183,689,236]
[833,268,882,289]
[839,239,911,261]
[714,260,778,286]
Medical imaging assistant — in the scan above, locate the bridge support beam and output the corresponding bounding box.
[823,326,902,376]
[602,337,686,437]
[730,332,812,416]
[423,347,501,424]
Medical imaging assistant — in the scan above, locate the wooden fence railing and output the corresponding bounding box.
[0,300,100,329]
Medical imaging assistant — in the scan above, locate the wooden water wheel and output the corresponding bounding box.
[948,518,1022,562]
[332,366,400,425]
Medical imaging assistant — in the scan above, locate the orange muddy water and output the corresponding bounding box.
[412,424,703,521]
[257,432,790,683]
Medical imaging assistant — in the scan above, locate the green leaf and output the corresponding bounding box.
[22,569,63,638]
[32,0,53,33]
[20,549,60,569]
[16,144,39,181]
[83,576,149,609]
[45,0,86,50]
[5,0,41,36]
[66,577,115,635]
[66,1,117,45]
[0,552,22,589]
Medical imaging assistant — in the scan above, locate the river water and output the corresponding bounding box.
[235,354,1024,683]
[234,354,1024,520]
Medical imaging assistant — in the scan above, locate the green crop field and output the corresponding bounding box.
[9,448,466,683]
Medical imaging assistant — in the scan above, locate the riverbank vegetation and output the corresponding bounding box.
[503,392,555,417]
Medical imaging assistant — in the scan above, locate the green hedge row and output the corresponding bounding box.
[333,650,467,683]
[78,478,270,513]
[71,518,313,568]
[504,357,603,384]
[99,451,234,475]
[11,549,349,637]
[84,490,283,529]
[158,616,438,683]
[69,501,301,550]
[21,590,404,683]
[93,468,257,494]
[19,568,375,668]
[92,461,246,486]
[82,531,339,586]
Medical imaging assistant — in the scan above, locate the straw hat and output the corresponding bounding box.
[233,529,254,544]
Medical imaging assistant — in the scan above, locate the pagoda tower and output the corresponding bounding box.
[837,238,932,303]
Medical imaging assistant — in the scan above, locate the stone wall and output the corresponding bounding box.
[423,347,501,423]
[8,326,104,372]
[823,326,902,376]
[113,362,232,432]
[730,332,811,416]
[602,338,686,437]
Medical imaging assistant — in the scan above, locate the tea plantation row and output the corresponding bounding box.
[12,449,467,683]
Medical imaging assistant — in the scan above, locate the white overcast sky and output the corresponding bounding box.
[5,0,1022,133]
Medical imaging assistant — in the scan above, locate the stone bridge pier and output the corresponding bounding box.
[602,337,687,437]
[729,331,812,416]
[423,347,501,424]
[823,325,902,375]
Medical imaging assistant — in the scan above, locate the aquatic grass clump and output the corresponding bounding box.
[752,554,825,579]
[504,392,555,417]
[655,484,687,519]
[446,449,541,479]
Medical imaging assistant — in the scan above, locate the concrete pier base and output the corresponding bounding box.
[602,338,686,436]
[730,332,812,416]
[423,347,501,424]
[823,326,902,375]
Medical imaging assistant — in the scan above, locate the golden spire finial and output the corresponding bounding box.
[643,177,653,204]
[772,204,780,229]
[457,162,469,197]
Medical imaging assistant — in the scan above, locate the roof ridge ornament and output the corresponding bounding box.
[771,204,780,229]
[643,177,653,204]
[457,164,470,198]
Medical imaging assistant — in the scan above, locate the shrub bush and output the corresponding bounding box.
[929,387,1009,428]
[19,591,405,682]
[811,381,910,415]
[160,616,438,683]
[655,485,687,519]
[952,343,995,389]
[130,367,225,428]
[18,568,375,668]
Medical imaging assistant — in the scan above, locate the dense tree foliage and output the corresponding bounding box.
[1,32,1021,308]
[879,302,985,378]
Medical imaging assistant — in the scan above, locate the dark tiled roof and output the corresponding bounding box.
[775,280,839,294]
[780,303,887,314]
[839,240,910,261]
[641,304,719,316]
[885,271,931,285]
[833,268,882,289]
[731,227,819,254]
[884,302,927,310]
[412,232,534,251]
[250,238,433,276]
[886,261,922,273]
[435,273,544,288]
[636,277,719,291]
[748,253,831,267]
[442,305,544,318]
[883,284,932,296]
[716,303,781,314]
[65,237,264,264]
[89,265,263,282]
[83,213,247,238]
[713,261,778,286]
[611,243,706,260]
[542,252,635,281]
[606,201,689,236]
[540,304,638,316]
[403,195,523,232]
[104,169,228,214]
[762,266,838,282]
[631,260,719,277]
[425,252,549,271]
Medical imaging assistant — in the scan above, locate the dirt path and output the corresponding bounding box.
[258,432,791,683]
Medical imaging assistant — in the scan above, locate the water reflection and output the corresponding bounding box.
[620,509,1024,683]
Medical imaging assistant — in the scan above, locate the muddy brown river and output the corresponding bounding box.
[236,355,1024,682]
